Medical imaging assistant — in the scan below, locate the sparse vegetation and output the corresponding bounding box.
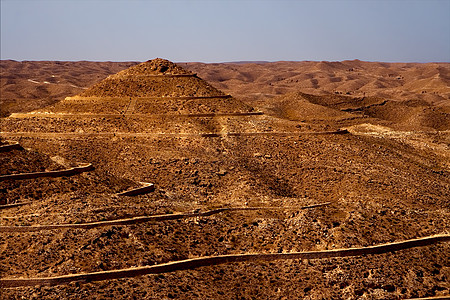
[1,59,449,299]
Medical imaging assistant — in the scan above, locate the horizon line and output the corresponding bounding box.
[1,58,449,64]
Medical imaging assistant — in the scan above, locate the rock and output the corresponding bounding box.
[217,169,227,176]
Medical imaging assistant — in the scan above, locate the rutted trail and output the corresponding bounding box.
[0,202,330,232]
[8,111,264,118]
[1,234,448,288]
[116,182,155,196]
[0,163,93,181]
[0,130,349,139]
[0,141,22,152]
[0,202,31,210]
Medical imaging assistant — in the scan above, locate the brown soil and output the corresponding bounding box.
[2,59,449,116]
[265,92,450,132]
[0,60,138,116]
[0,59,449,299]
[181,60,450,109]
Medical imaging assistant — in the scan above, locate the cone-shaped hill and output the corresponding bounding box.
[114,58,193,76]
[3,59,262,135]
[79,58,223,98]
[45,58,253,115]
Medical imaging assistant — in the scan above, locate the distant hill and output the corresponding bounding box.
[181,60,450,109]
[1,59,449,116]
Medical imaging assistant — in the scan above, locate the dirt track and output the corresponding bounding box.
[8,111,264,119]
[0,141,22,152]
[2,234,448,288]
[0,163,93,181]
[0,202,330,232]
[0,129,349,139]
[116,182,155,197]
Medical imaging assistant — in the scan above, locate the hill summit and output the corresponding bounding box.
[78,58,226,98]
[114,58,193,76]
[4,58,255,134]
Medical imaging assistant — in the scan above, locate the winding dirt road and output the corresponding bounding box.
[1,234,448,288]
[0,130,349,139]
[0,163,93,182]
[0,202,330,232]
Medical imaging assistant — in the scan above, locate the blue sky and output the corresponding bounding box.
[1,0,449,62]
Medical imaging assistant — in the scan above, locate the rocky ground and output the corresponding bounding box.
[0,59,449,299]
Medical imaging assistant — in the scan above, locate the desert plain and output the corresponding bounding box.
[0,58,449,299]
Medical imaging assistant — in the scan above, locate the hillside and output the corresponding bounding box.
[182,60,450,109]
[1,59,449,299]
[1,60,449,117]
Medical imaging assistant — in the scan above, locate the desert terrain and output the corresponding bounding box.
[1,58,449,299]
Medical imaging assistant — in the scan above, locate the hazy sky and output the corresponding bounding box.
[1,0,449,62]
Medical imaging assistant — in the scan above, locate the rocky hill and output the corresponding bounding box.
[1,59,449,299]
